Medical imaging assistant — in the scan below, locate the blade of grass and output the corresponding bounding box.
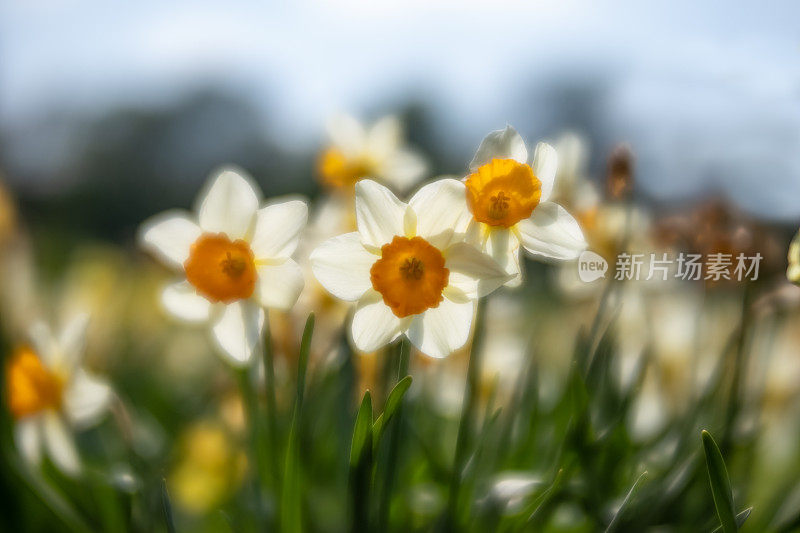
[525,467,567,527]
[10,459,92,533]
[161,478,176,533]
[605,471,647,533]
[281,314,315,533]
[376,340,411,532]
[372,374,412,451]
[702,430,738,533]
[445,301,486,530]
[349,391,374,533]
[711,508,752,533]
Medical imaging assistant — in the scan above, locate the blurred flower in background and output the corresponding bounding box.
[5,315,112,475]
[169,420,246,515]
[317,114,427,194]
[0,173,17,248]
[787,229,800,285]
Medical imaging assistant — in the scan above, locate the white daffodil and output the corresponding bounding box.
[6,314,112,476]
[460,126,588,286]
[140,167,307,365]
[317,114,427,192]
[310,179,511,359]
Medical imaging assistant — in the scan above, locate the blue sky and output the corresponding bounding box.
[2,0,799,220]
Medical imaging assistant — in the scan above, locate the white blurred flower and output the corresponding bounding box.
[460,126,588,287]
[289,196,355,360]
[787,228,800,285]
[311,179,510,358]
[317,114,427,192]
[482,472,542,513]
[480,294,528,401]
[140,167,307,365]
[6,314,112,476]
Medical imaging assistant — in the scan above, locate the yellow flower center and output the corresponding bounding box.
[465,158,542,228]
[317,148,375,189]
[370,236,449,318]
[184,233,257,303]
[6,347,64,420]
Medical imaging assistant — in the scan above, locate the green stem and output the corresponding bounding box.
[236,365,265,525]
[262,317,281,489]
[377,338,411,530]
[445,302,487,530]
[722,284,755,453]
[281,314,315,533]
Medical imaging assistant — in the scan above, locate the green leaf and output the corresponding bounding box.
[711,508,752,533]
[702,430,738,533]
[281,313,315,533]
[349,391,374,531]
[605,471,647,533]
[295,313,315,410]
[161,478,176,533]
[350,391,373,468]
[372,375,412,449]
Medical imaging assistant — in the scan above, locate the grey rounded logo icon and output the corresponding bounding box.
[578,250,608,282]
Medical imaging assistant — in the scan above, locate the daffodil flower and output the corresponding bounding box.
[5,315,112,476]
[317,114,427,192]
[310,179,511,359]
[461,126,588,286]
[140,167,307,365]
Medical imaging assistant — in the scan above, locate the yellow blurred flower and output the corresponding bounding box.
[0,173,17,248]
[169,421,247,515]
[317,114,426,193]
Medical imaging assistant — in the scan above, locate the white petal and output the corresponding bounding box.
[350,292,403,352]
[211,300,264,365]
[445,242,512,298]
[198,167,260,240]
[327,113,366,155]
[310,233,376,301]
[256,259,304,310]
[407,299,474,359]
[381,150,427,192]
[469,126,528,171]
[366,115,401,158]
[250,199,308,259]
[139,210,201,268]
[485,228,523,287]
[161,281,212,323]
[532,142,558,203]
[355,180,407,248]
[42,413,81,476]
[15,418,42,466]
[518,202,587,261]
[58,313,89,367]
[64,370,112,428]
[29,321,57,366]
[409,179,472,248]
